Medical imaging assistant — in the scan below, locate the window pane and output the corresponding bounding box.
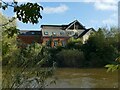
[62,40,66,46]
[44,32,48,35]
[54,40,58,46]
[60,32,64,35]
[31,32,35,34]
[52,32,56,35]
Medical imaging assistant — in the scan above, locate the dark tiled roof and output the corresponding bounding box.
[41,20,86,30]
[41,25,68,30]
[41,25,68,27]
[19,30,42,35]
[67,20,86,29]
[78,28,95,38]
[43,36,70,38]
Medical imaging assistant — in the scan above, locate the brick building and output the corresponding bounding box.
[18,20,94,47]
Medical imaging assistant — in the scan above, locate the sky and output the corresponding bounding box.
[1,0,119,30]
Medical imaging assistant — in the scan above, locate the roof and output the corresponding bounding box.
[41,25,68,27]
[78,28,95,38]
[66,20,86,30]
[41,20,86,30]
[19,30,42,35]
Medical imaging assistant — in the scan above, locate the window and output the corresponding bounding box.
[21,32,26,35]
[61,40,66,46]
[31,32,35,35]
[66,31,73,35]
[52,32,56,35]
[38,32,41,34]
[60,32,64,35]
[44,32,48,35]
[54,40,58,46]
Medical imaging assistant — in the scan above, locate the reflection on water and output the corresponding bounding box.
[47,68,118,88]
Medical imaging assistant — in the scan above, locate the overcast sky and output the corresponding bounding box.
[1,0,119,30]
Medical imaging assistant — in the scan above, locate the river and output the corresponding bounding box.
[2,68,118,88]
[47,68,118,88]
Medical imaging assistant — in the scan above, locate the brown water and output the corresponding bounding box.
[47,68,118,88]
[2,68,118,88]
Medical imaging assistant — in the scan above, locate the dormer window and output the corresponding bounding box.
[60,32,64,35]
[44,32,48,35]
[20,32,26,35]
[66,31,74,35]
[52,32,56,35]
[31,32,35,35]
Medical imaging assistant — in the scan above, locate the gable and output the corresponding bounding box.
[65,20,86,30]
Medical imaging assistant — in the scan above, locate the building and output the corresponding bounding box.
[18,20,94,47]
[17,30,42,47]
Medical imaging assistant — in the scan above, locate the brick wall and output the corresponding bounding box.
[18,35,42,44]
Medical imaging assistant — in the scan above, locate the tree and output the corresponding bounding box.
[66,37,83,49]
[56,49,85,67]
[1,2,56,88]
[0,0,43,25]
[0,12,18,66]
[82,28,118,67]
[105,27,120,72]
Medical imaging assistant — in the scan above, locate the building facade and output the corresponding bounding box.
[18,20,94,47]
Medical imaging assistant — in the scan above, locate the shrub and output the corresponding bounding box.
[56,49,85,67]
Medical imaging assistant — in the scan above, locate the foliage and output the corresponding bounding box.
[104,27,120,72]
[105,64,119,72]
[14,3,43,24]
[0,0,43,24]
[66,37,82,49]
[1,12,56,88]
[56,49,85,67]
[2,42,57,88]
[105,56,120,72]
[1,1,56,88]
[0,12,18,65]
[82,28,119,67]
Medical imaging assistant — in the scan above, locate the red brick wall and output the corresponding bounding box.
[18,35,42,44]
[18,35,70,48]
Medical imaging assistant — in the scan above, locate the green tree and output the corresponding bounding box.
[1,4,56,89]
[56,49,85,67]
[0,0,43,24]
[66,37,83,49]
[82,28,118,67]
[105,27,120,72]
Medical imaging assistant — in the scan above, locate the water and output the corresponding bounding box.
[47,68,118,88]
[2,68,118,88]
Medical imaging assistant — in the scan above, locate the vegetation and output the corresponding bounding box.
[1,13,56,88]
[0,2,56,88]
[1,0,119,88]
[0,0,43,24]
[56,49,85,67]
[81,28,119,67]
[40,27,119,69]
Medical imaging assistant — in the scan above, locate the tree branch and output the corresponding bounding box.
[0,0,14,7]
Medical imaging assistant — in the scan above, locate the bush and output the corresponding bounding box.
[66,37,82,49]
[56,49,85,67]
[82,28,118,67]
